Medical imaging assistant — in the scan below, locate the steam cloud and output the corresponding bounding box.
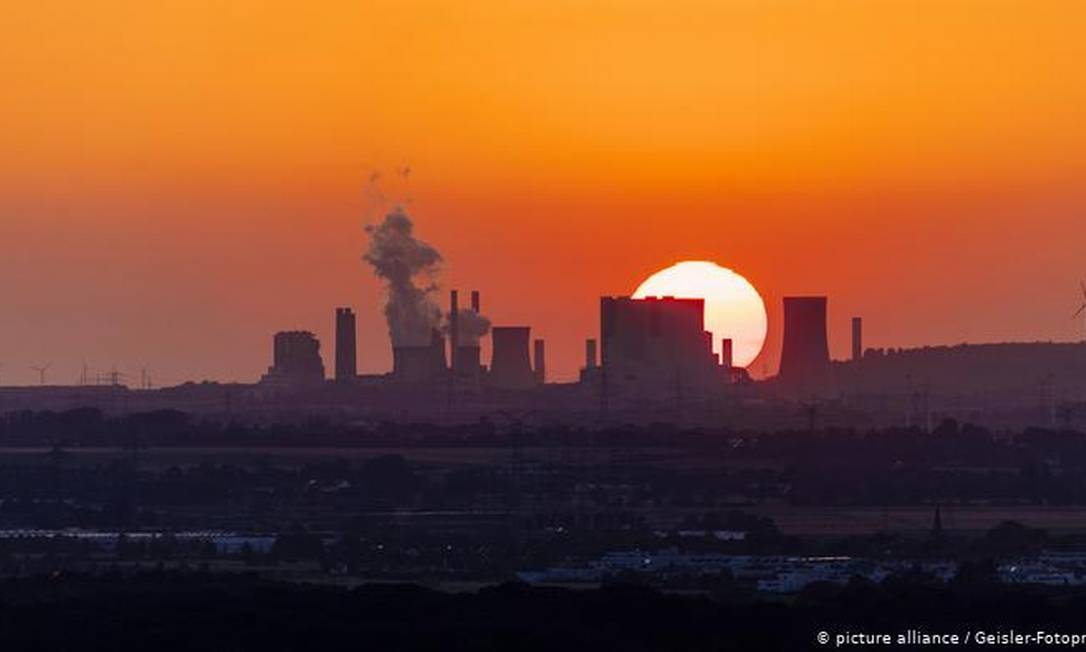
[449,308,491,347]
[364,207,443,347]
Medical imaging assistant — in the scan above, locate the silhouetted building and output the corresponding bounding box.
[779,297,830,384]
[449,290,460,374]
[335,308,357,382]
[261,331,325,386]
[455,344,482,383]
[449,289,485,383]
[599,296,719,397]
[533,339,546,384]
[393,329,447,383]
[489,326,535,389]
[580,338,600,385]
[852,316,863,362]
[721,338,734,370]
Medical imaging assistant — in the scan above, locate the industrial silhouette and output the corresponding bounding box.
[1074,281,1086,336]
[335,308,357,383]
[4,202,1086,433]
[261,331,325,387]
[778,297,830,385]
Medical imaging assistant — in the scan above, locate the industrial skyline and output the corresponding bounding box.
[4,2,1086,643]
[4,2,1086,386]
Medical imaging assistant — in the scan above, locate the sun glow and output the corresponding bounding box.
[632,261,768,367]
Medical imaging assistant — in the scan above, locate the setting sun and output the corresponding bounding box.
[632,261,768,368]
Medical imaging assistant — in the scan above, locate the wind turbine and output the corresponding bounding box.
[1075,281,1086,340]
[31,362,51,386]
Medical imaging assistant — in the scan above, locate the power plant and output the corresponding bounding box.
[392,329,446,384]
[778,297,830,385]
[261,331,325,387]
[335,308,357,382]
[852,316,863,362]
[599,296,726,398]
[533,339,546,384]
[83,203,1084,430]
[489,326,536,390]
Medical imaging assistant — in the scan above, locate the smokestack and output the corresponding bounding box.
[533,339,546,384]
[335,307,357,382]
[586,338,598,370]
[721,338,733,370]
[779,297,831,383]
[449,290,459,375]
[852,317,863,362]
[489,326,535,389]
[471,290,480,313]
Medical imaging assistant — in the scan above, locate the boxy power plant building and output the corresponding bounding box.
[599,296,722,398]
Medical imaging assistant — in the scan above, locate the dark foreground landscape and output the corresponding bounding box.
[7,414,1086,648]
[5,571,1086,651]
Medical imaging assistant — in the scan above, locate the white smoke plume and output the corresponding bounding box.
[448,308,491,347]
[364,207,443,347]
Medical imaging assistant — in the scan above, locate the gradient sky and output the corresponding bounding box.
[2,0,1085,385]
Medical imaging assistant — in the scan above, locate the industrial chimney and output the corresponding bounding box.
[449,290,460,376]
[471,290,480,313]
[851,317,863,362]
[489,326,535,389]
[533,339,546,384]
[586,338,598,370]
[721,338,734,370]
[779,297,831,383]
[334,308,357,382]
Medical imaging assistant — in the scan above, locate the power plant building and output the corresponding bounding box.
[599,296,721,397]
[261,331,325,387]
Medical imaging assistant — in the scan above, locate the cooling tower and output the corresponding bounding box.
[779,297,830,383]
[489,326,535,389]
[393,329,447,383]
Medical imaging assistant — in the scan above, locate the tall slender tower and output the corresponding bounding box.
[851,317,863,362]
[721,338,734,370]
[449,290,460,376]
[533,339,546,384]
[334,308,357,382]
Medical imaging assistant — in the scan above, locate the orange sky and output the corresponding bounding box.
[2,0,1085,385]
